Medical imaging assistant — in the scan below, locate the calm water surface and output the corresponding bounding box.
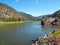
[0,22,59,45]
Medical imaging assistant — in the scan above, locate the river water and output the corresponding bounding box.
[0,22,59,45]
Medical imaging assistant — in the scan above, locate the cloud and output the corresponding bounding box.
[16,0,19,2]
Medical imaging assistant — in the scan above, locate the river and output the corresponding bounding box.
[0,22,59,45]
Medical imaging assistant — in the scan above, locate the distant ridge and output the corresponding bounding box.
[37,10,60,19]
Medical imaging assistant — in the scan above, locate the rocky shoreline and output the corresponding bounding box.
[32,29,60,45]
[41,18,60,26]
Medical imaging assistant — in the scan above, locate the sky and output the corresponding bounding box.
[0,0,60,16]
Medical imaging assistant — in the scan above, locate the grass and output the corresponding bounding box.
[48,29,60,39]
[0,21,24,24]
[0,21,41,24]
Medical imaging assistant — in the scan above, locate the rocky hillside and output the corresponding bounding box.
[0,2,35,21]
[52,10,60,18]
[0,2,23,18]
[41,10,60,26]
[19,12,35,21]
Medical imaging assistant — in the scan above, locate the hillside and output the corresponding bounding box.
[38,10,60,19]
[52,10,60,18]
[41,10,60,26]
[19,12,35,21]
[0,2,35,21]
[37,14,51,19]
[0,2,23,18]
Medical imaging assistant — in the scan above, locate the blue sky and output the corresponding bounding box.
[0,0,60,16]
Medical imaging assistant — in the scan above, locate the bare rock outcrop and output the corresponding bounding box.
[41,18,60,26]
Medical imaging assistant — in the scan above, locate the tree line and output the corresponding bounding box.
[0,18,23,22]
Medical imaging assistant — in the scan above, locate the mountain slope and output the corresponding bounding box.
[37,14,51,19]
[0,2,23,18]
[38,10,60,19]
[41,10,60,26]
[52,10,60,18]
[0,2,35,21]
[19,12,35,21]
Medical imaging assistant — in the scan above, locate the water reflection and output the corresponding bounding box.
[0,24,18,33]
[41,25,60,29]
[0,22,59,45]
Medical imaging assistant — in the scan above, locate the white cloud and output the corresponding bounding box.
[16,0,19,2]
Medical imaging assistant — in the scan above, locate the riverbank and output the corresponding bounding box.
[0,21,24,24]
[32,29,60,45]
[0,21,41,24]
